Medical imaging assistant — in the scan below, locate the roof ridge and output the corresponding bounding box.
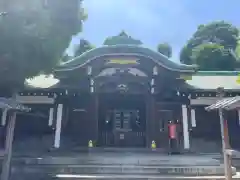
[196,71,240,76]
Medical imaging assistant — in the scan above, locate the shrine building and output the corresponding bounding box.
[1,34,240,152]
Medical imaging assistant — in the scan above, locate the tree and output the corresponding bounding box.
[157,43,172,58]
[189,21,239,49]
[180,45,192,65]
[234,42,240,68]
[236,41,240,59]
[191,43,236,71]
[180,21,239,69]
[75,39,94,57]
[0,0,86,91]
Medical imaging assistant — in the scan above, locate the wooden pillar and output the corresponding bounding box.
[88,94,98,141]
[54,104,63,148]
[93,94,99,144]
[48,108,54,126]
[146,66,158,147]
[1,112,16,180]
[238,109,240,125]
[182,104,190,149]
[146,95,155,147]
[190,108,196,127]
[146,95,150,147]
[87,65,98,144]
[1,109,7,126]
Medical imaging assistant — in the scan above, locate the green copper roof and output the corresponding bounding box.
[196,71,240,76]
[56,45,197,72]
[186,71,240,90]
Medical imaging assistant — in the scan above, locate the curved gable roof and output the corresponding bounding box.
[56,45,197,73]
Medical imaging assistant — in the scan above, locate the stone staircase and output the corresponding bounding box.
[8,151,237,180]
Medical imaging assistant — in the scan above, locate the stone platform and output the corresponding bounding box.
[8,151,237,180]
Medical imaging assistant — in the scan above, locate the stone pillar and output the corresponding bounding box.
[190,108,196,127]
[181,105,190,149]
[1,109,7,126]
[54,104,63,148]
[48,108,54,126]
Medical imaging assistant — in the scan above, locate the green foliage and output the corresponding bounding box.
[188,21,239,49]
[180,45,192,65]
[234,41,240,68]
[236,41,240,59]
[180,21,239,70]
[75,39,95,57]
[191,43,236,71]
[0,0,86,88]
[157,43,172,58]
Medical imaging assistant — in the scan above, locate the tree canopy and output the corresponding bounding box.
[157,43,172,58]
[189,21,239,49]
[180,21,239,70]
[0,0,86,89]
[236,41,240,59]
[191,43,236,71]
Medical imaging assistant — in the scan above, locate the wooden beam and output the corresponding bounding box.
[16,95,54,104]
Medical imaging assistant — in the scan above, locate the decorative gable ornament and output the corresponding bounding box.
[103,32,142,46]
[117,84,128,92]
[153,66,158,75]
[87,66,92,75]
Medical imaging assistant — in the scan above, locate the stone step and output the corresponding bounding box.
[10,172,240,180]
[7,153,240,179]
[19,155,221,166]
[11,164,237,176]
[52,173,240,180]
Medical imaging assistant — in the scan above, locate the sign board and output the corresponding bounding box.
[106,58,139,65]
[180,74,192,80]
[120,133,124,140]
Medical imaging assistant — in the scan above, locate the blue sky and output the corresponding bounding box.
[68,0,240,61]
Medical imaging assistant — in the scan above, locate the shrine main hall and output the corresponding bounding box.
[1,34,240,152]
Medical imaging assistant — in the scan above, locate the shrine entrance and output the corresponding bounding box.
[98,93,146,147]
